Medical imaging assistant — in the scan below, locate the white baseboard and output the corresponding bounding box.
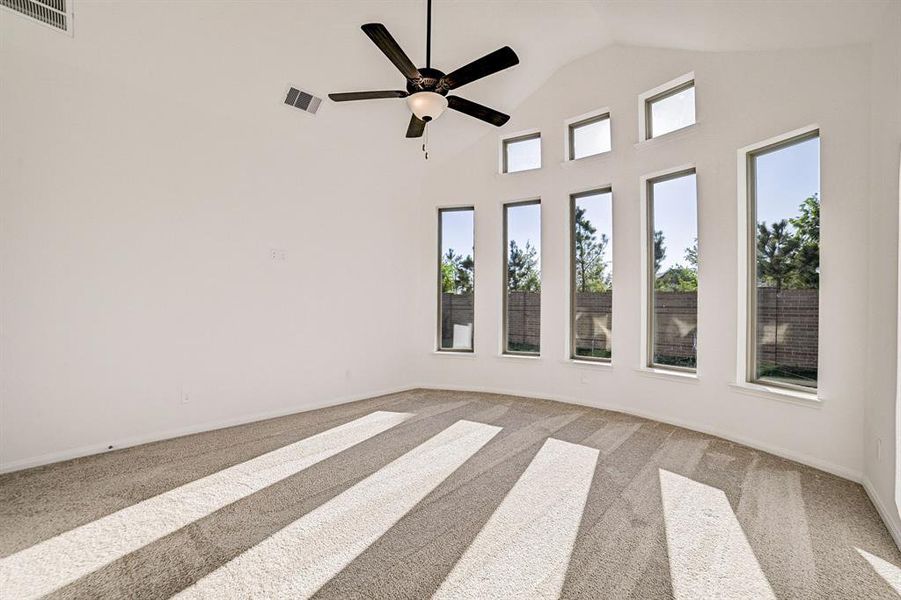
[0,385,415,474]
[413,383,864,483]
[863,477,901,551]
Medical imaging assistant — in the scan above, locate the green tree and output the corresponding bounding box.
[685,238,698,270]
[789,194,819,288]
[441,249,474,294]
[655,264,698,291]
[653,230,666,274]
[756,220,800,290]
[573,206,611,292]
[507,240,540,292]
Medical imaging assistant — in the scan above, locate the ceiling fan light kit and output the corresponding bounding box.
[406,92,448,122]
[328,0,519,139]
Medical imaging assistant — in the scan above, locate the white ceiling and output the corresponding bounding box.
[1,0,895,158]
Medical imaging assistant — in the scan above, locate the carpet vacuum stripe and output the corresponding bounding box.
[173,419,501,599]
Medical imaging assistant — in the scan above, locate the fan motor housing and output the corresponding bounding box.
[407,68,448,95]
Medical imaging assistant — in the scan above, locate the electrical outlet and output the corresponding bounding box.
[877,437,883,461]
[270,248,287,262]
[181,392,190,405]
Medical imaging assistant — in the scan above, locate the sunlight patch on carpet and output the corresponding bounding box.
[434,437,599,600]
[174,419,501,599]
[857,547,901,594]
[659,469,776,600]
[0,410,411,600]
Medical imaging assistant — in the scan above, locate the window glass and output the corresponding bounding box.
[751,133,820,389]
[504,201,541,354]
[504,134,541,173]
[648,171,698,370]
[570,115,611,160]
[438,208,475,351]
[648,83,695,138]
[571,190,613,360]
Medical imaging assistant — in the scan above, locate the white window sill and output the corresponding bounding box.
[561,150,612,166]
[634,367,699,383]
[432,350,476,359]
[567,358,613,370]
[499,352,541,361]
[729,382,821,407]
[635,122,699,150]
[498,166,542,176]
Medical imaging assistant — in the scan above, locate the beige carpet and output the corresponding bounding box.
[0,389,899,599]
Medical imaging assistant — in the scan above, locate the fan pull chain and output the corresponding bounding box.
[422,126,429,160]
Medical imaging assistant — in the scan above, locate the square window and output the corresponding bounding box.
[569,114,611,160]
[645,81,695,139]
[503,133,541,173]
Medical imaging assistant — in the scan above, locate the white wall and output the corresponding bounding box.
[413,43,874,482]
[0,5,423,470]
[864,3,901,544]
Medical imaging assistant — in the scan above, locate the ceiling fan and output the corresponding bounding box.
[328,0,519,138]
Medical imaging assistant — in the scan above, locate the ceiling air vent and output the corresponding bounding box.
[284,86,322,115]
[1,0,72,34]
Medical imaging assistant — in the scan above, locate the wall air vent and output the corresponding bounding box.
[284,86,322,115]
[1,0,72,34]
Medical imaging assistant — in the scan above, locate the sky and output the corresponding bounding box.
[440,135,818,278]
[652,173,698,272]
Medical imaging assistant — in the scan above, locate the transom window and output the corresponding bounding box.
[644,78,695,139]
[502,133,541,173]
[568,113,611,160]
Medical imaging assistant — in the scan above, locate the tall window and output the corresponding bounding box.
[647,169,698,370]
[748,131,820,390]
[571,189,613,361]
[503,133,541,173]
[437,207,475,352]
[503,200,541,354]
[568,113,611,160]
[645,79,695,139]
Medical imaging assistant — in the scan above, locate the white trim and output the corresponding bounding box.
[414,384,862,482]
[864,477,901,551]
[735,124,821,395]
[566,359,613,370]
[498,353,541,361]
[563,107,611,161]
[729,382,820,407]
[0,385,415,474]
[637,71,694,141]
[634,367,700,383]
[498,128,542,174]
[639,164,697,371]
[431,351,477,359]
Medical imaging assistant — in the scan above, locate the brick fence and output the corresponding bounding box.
[441,289,818,369]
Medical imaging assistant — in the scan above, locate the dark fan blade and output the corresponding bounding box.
[328,90,408,102]
[440,46,519,91]
[406,115,426,138]
[361,23,422,81]
[447,96,510,127]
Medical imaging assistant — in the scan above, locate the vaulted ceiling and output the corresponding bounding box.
[1,0,895,160]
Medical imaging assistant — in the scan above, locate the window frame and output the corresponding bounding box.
[569,187,614,363]
[436,206,476,353]
[502,198,542,356]
[638,72,695,141]
[566,111,611,161]
[643,167,699,373]
[500,132,542,174]
[744,128,820,394]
